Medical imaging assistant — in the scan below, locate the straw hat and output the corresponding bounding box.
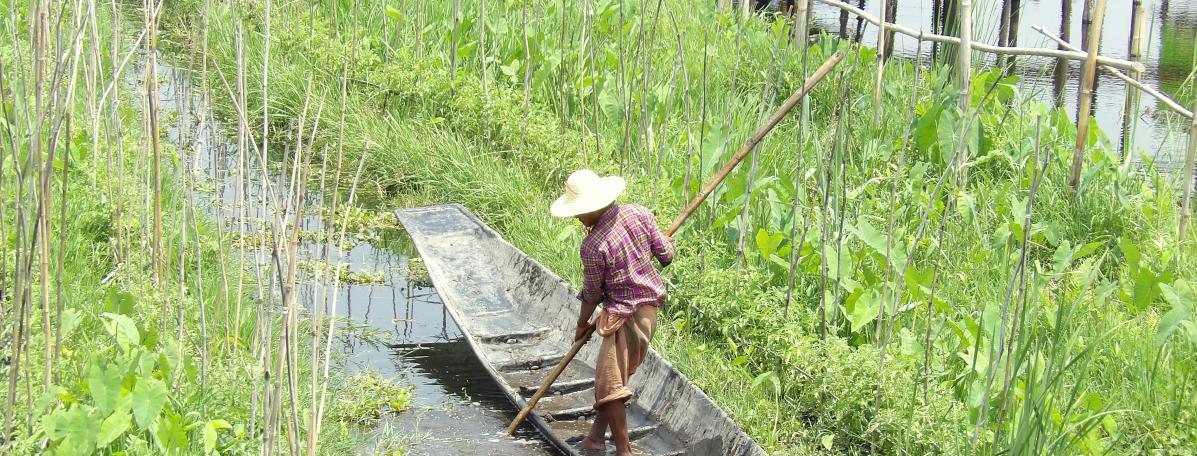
[550,169,626,218]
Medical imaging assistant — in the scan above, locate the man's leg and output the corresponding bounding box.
[577,412,608,449]
[602,400,632,455]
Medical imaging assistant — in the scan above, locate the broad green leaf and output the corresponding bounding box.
[59,308,83,340]
[88,359,123,415]
[153,410,190,453]
[101,312,140,350]
[103,288,137,316]
[1156,288,1190,348]
[731,355,750,367]
[385,6,401,20]
[131,377,168,430]
[847,289,881,333]
[1074,241,1105,260]
[821,434,835,451]
[751,371,781,396]
[1051,240,1076,274]
[203,421,218,455]
[849,218,905,267]
[97,408,132,448]
[754,228,783,259]
[42,406,100,454]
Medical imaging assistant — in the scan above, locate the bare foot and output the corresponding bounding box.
[577,437,606,450]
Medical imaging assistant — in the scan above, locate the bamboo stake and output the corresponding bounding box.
[958,0,972,112]
[145,0,163,291]
[812,0,1142,72]
[1068,0,1107,192]
[1122,0,1147,163]
[874,0,889,127]
[1031,25,1191,119]
[1181,92,1197,240]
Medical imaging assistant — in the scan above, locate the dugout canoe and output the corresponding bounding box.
[396,204,767,456]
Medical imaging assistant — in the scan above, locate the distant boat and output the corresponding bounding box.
[397,204,767,456]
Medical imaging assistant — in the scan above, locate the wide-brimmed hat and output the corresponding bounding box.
[550,169,626,218]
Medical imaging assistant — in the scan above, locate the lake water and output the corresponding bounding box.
[135,54,558,455]
[808,0,1197,172]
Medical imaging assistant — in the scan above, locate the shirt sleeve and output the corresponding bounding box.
[578,243,606,304]
[643,208,675,266]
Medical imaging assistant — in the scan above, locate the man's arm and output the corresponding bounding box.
[576,244,605,341]
[644,211,675,266]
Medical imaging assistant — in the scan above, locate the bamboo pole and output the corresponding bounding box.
[1122,0,1147,164]
[1068,0,1108,192]
[874,0,889,127]
[1182,104,1197,240]
[667,52,844,235]
[1031,26,1191,119]
[812,0,1142,72]
[958,0,972,113]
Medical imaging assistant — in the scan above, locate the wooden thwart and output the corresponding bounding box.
[506,50,846,437]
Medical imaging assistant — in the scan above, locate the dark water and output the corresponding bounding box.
[811,0,1197,172]
[135,55,557,455]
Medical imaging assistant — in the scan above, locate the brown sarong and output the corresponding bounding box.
[593,304,658,409]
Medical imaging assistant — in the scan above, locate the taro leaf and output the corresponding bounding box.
[154,410,189,453]
[751,371,781,397]
[97,407,132,449]
[88,359,123,415]
[849,218,906,267]
[1074,241,1105,261]
[131,377,168,430]
[42,406,100,455]
[755,228,783,260]
[101,312,140,351]
[1051,240,1077,274]
[1132,268,1169,311]
[1156,281,1193,348]
[59,308,83,341]
[103,288,137,316]
[847,289,881,333]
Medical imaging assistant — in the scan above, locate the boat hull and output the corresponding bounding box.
[396,204,766,456]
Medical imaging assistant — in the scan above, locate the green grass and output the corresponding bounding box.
[162,0,1197,454]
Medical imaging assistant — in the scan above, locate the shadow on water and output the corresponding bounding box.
[135,52,558,454]
[808,0,1197,172]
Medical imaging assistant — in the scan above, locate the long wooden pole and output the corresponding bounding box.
[505,52,844,436]
[1068,0,1108,191]
[665,51,844,236]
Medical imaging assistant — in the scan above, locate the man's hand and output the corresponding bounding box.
[574,322,592,343]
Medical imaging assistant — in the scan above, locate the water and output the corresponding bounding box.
[134,55,557,455]
[809,0,1197,171]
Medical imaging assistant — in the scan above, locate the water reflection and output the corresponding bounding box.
[809,0,1197,171]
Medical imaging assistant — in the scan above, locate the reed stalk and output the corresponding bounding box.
[1068,0,1107,192]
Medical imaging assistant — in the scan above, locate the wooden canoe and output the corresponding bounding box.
[396,204,766,456]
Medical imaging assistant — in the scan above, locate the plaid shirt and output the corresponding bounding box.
[578,204,675,318]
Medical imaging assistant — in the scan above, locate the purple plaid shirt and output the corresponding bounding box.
[578,204,675,317]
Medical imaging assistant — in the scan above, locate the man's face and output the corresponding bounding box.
[576,209,602,227]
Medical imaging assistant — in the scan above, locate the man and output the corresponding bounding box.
[550,169,675,456]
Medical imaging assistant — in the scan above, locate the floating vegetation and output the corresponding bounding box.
[297,260,386,285]
[406,257,432,288]
[331,371,414,425]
